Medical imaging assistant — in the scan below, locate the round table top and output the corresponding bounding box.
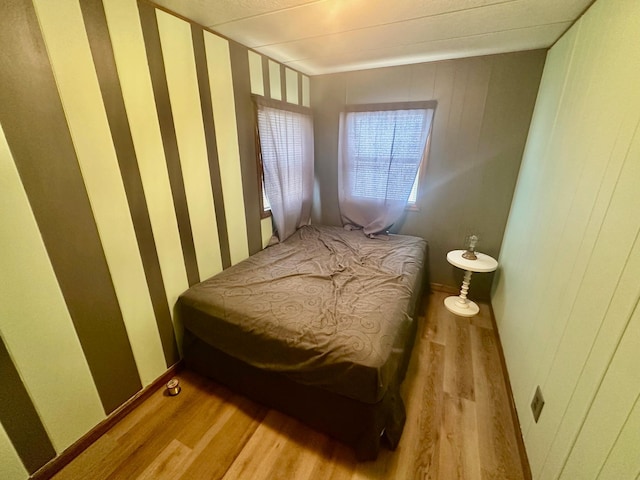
[446,250,498,272]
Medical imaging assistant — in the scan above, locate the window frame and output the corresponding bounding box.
[254,120,271,219]
[406,132,432,211]
[342,100,436,212]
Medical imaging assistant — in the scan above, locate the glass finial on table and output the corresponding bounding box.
[462,234,479,260]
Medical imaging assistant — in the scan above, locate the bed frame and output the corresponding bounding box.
[179,227,428,460]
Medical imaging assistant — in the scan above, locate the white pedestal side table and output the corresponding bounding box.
[444,250,498,317]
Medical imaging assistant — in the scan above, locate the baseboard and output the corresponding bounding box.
[429,282,459,295]
[487,302,533,480]
[431,282,493,302]
[31,361,183,480]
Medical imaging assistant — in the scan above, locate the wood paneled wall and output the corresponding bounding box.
[0,1,307,478]
[311,51,546,299]
[493,0,640,477]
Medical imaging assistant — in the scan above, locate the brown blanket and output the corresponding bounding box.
[179,225,426,404]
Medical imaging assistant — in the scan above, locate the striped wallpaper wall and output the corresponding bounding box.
[0,1,309,478]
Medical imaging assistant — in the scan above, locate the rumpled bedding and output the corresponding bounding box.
[179,224,426,404]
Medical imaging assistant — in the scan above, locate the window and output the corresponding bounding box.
[342,102,435,208]
[261,182,271,213]
[408,133,431,208]
[255,130,271,217]
[338,102,435,234]
[254,96,314,241]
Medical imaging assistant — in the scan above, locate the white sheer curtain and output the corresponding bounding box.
[257,102,314,242]
[338,105,434,235]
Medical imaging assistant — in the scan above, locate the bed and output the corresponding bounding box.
[178,225,428,459]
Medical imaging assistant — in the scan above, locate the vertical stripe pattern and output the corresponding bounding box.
[34,0,164,388]
[0,120,104,452]
[262,56,271,99]
[79,0,178,376]
[248,50,265,96]
[0,423,28,480]
[0,0,142,416]
[0,338,55,474]
[138,2,201,286]
[249,51,309,247]
[156,10,222,280]
[302,75,311,107]
[280,64,287,102]
[297,73,304,106]
[286,67,299,104]
[192,26,232,270]
[269,60,282,100]
[102,0,189,334]
[208,37,254,261]
[0,0,309,472]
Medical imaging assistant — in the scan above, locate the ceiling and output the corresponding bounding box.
[152,0,594,75]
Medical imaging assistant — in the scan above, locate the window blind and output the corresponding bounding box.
[338,103,434,235]
[257,106,306,207]
[346,109,429,202]
[256,102,314,242]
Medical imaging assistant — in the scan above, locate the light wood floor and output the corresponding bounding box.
[52,291,528,480]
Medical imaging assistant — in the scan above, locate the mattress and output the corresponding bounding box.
[178,224,427,405]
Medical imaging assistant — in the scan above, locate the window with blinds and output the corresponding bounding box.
[257,105,307,211]
[255,98,314,243]
[343,106,434,205]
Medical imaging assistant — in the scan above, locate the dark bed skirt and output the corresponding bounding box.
[182,328,413,461]
[181,241,430,460]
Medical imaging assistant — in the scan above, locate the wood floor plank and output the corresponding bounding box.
[438,393,481,480]
[104,374,228,479]
[174,383,234,448]
[54,384,196,480]
[381,313,436,479]
[471,303,494,329]
[177,395,266,479]
[108,372,210,443]
[135,439,192,480]
[256,420,320,480]
[50,294,528,480]
[414,341,446,479]
[351,328,443,480]
[425,292,448,346]
[315,443,357,480]
[444,315,475,400]
[106,389,166,443]
[470,324,524,480]
[49,433,120,480]
[287,434,334,480]
[220,410,293,480]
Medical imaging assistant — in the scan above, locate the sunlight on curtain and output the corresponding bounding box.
[338,106,434,234]
[257,104,314,242]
